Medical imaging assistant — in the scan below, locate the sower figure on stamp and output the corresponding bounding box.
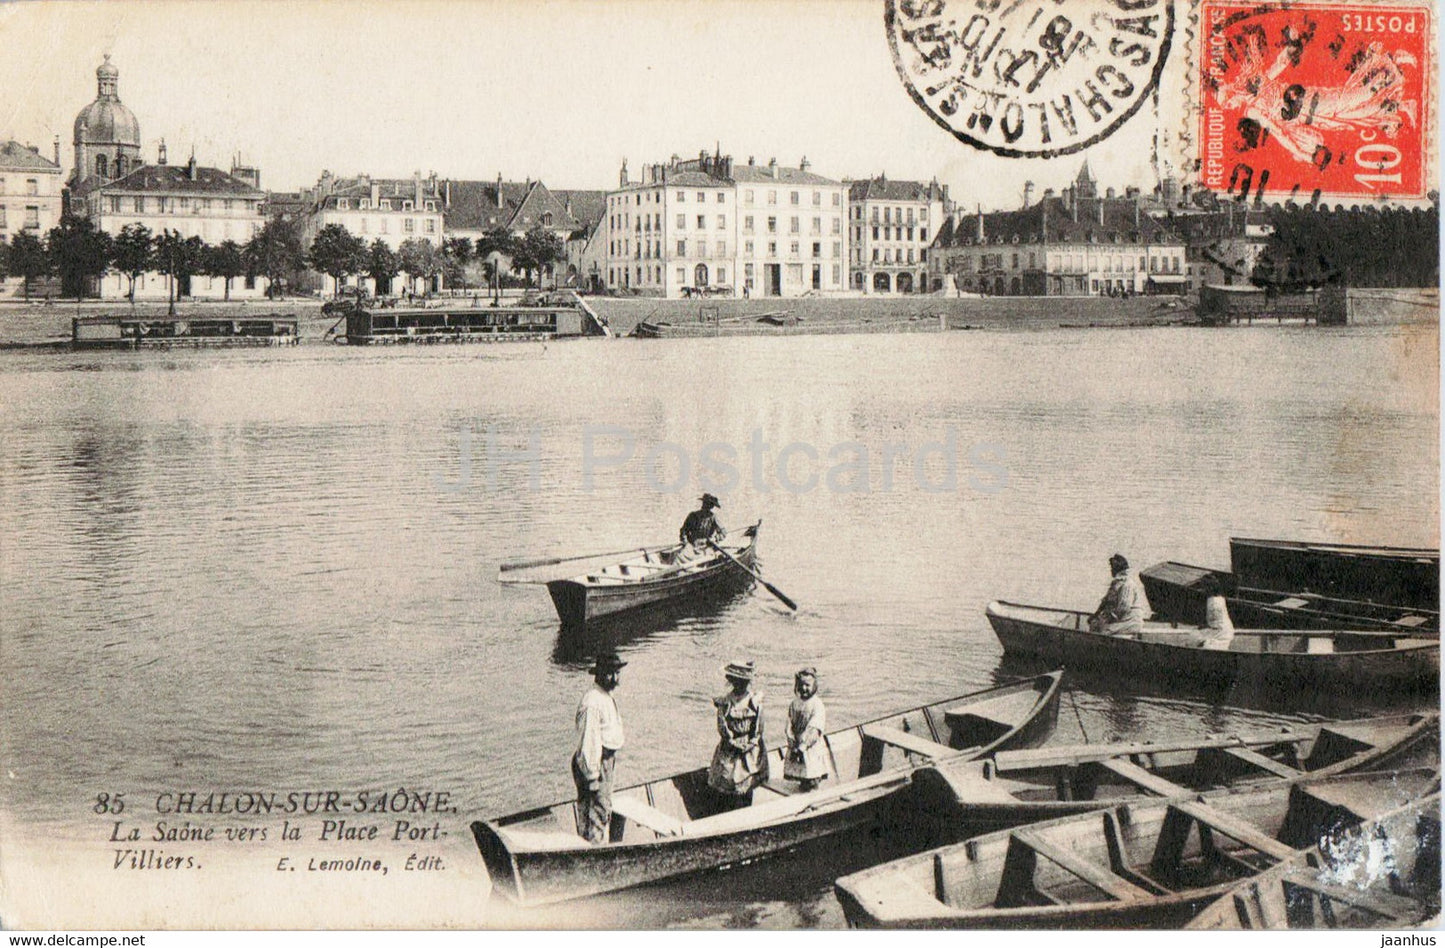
[573,652,626,844]
[708,660,767,811]
[1088,553,1149,638]
[784,667,828,793]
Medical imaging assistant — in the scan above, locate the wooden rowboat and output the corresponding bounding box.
[501,524,761,626]
[1187,792,1442,930]
[1230,537,1440,613]
[986,601,1439,695]
[1140,561,1438,634]
[833,767,1440,928]
[909,712,1438,839]
[469,671,1062,906]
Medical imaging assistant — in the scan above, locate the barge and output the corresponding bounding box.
[340,299,609,345]
[73,315,299,349]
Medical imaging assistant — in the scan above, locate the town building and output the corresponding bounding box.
[0,139,65,297]
[929,163,1187,297]
[602,150,849,298]
[298,171,446,295]
[846,175,950,294]
[1156,205,1275,294]
[65,58,269,299]
[440,177,606,288]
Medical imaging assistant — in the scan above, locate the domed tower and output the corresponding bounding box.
[72,55,141,187]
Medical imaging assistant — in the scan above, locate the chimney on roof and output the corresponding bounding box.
[800,156,810,172]
[1041,198,1048,242]
[498,172,506,208]
[372,179,381,204]
[618,160,628,189]
[748,156,755,166]
[1043,187,1055,201]
[1097,201,1104,226]
[1070,188,1078,222]
[445,179,451,206]
[976,205,984,241]
[187,152,197,181]
[1134,197,1140,228]
[1023,181,1034,208]
[1106,186,1116,199]
[158,139,167,165]
[768,157,777,179]
[52,136,59,167]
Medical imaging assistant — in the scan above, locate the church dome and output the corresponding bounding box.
[74,55,140,147]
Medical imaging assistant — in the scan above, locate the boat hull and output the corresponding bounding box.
[546,544,757,625]
[987,601,1439,695]
[1230,537,1440,613]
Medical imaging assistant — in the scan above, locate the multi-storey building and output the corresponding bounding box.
[602,151,849,298]
[299,171,446,295]
[929,163,1186,297]
[441,177,606,288]
[846,176,950,294]
[0,140,64,296]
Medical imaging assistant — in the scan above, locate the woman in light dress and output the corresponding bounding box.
[707,660,767,810]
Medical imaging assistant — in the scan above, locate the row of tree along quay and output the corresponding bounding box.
[0,214,568,309]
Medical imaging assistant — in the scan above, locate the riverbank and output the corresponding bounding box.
[0,287,1433,346]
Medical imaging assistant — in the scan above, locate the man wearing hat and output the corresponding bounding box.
[573,652,626,844]
[678,493,727,562]
[1088,553,1150,638]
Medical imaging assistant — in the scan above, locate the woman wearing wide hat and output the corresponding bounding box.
[707,660,767,810]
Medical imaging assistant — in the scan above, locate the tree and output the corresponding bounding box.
[205,240,246,301]
[154,230,206,315]
[6,232,48,301]
[308,223,367,297]
[112,222,154,305]
[244,216,306,299]
[46,214,113,301]
[442,236,473,289]
[398,238,442,296]
[364,240,401,296]
[512,226,565,289]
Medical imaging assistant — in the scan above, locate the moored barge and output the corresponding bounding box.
[73,315,299,349]
[341,300,609,344]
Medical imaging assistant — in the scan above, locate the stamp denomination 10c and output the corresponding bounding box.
[1198,1,1432,201]
[886,0,1175,158]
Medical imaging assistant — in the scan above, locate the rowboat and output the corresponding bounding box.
[986,601,1439,694]
[909,712,1439,839]
[833,767,1439,928]
[1187,792,1442,930]
[1140,561,1438,634]
[1230,537,1439,613]
[501,524,761,626]
[469,671,1063,906]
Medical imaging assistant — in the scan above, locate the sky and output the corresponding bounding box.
[0,0,1179,206]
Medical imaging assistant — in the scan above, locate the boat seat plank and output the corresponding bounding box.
[1220,746,1303,779]
[859,723,956,759]
[1095,758,1192,797]
[1171,801,1296,861]
[1281,873,1420,920]
[610,794,685,837]
[1010,830,1153,902]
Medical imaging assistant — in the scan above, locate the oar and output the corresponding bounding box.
[710,541,797,611]
[499,543,673,574]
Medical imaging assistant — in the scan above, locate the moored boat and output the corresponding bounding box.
[986,600,1439,695]
[1230,537,1439,613]
[910,712,1439,838]
[1140,561,1438,633]
[833,767,1439,928]
[1186,792,1442,930]
[469,671,1063,906]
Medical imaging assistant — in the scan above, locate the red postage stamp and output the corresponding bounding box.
[1198,1,1432,201]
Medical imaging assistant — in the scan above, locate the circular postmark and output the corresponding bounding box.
[886,0,1175,158]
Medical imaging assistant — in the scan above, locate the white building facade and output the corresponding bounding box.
[847,176,950,294]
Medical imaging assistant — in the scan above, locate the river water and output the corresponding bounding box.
[0,323,1437,928]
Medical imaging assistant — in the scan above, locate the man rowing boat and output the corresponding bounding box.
[677,493,726,563]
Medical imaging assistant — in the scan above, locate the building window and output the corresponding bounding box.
[744,190,754,204]
[832,264,841,283]
[832,219,841,235]
[767,191,776,205]
[425,201,437,212]
[717,215,726,229]
[744,216,754,232]
[812,242,821,259]
[424,219,435,234]
[718,266,727,283]
[380,200,392,210]
[767,241,776,257]
[95,155,108,178]
[872,248,879,262]
[108,196,121,213]
[872,226,879,240]
[694,215,704,229]
[832,241,841,258]
[920,227,928,242]
[677,240,686,255]
[694,192,704,203]
[337,198,349,210]
[24,206,38,229]
[676,267,686,283]
[403,201,414,211]
[404,218,415,233]
[790,191,799,205]
[789,217,799,234]
[677,214,686,229]
[745,240,754,254]
[25,179,37,196]
[832,193,841,206]
[716,241,726,256]
[0,206,6,229]
[790,241,799,256]
[767,217,777,234]
[744,264,754,287]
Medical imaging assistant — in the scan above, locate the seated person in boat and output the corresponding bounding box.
[677,493,726,563]
[784,667,828,792]
[1199,575,1235,650]
[1088,553,1149,637]
[708,661,767,810]
[573,652,626,844]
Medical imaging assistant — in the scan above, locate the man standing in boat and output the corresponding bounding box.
[573,652,626,844]
[1088,553,1149,637]
[677,493,726,562]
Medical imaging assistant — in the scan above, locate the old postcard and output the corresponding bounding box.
[0,0,1438,933]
